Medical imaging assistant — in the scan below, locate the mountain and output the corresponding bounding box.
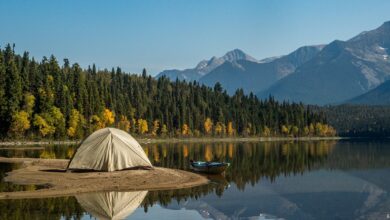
[155,49,258,81]
[347,79,390,105]
[258,21,390,105]
[199,45,324,94]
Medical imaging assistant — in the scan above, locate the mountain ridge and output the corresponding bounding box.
[155,49,259,81]
[258,21,390,105]
[199,45,324,94]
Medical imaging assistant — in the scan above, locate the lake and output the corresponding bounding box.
[1,139,390,220]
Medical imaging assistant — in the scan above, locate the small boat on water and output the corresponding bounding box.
[190,160,230,174]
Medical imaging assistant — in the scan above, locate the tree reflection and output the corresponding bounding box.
[5,140,390,219]
[144,141,336,190]
[0,197,84,220]
[140,141,337,212]
[0,144,77,159]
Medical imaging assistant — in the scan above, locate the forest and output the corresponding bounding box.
[313,105,390,137]
[0,44,335,140]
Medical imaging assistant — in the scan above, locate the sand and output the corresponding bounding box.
[0,157,209,200]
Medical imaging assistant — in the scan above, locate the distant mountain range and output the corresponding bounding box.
[199,45,324,94]
[258,21,390,104]
[155,49,259,81]
[156,46,324,94]
[156,21,390,105]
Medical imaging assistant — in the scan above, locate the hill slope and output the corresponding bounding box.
[347,80,390,105]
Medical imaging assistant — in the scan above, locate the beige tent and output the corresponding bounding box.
[68,128,152,171]
[76,191,148,220]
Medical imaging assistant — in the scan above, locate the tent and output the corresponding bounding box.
[68,127,152,171]
[76,191,148,220]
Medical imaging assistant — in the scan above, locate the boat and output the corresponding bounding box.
[190,160,230,174]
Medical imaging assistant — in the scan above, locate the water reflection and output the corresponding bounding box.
[76,191,148,220]
[0,141,338,190]
[143,141,337,189]
[1,140,390,219]
[0,196,84,220]
[0,163,49,192]
[0,144,76,159]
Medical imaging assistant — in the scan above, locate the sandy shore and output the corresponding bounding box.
[0,157,209,200]
[0,136,343,146]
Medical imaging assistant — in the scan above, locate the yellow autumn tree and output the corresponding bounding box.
[67,109,85,138]
[281,125,289,136]
[193,129,200,137]
[315,122,323,136]
[314,123,336,137]
[244,123,252,136]
[262,126,271,137]
[309,123,315,135]
[90,114,104,131]
[292,126,299,137]
[152,120,160,136]
[227,122,235,136]
[325,125,337,136]
[118,115,130,132]
[67,109,80,138]
[204,118,213,135]
[214,122,224,136]
[9,111,31,137]
[137,119,148,134]
[182,123,190,136]
[33,114,55,137]
[160,124,168,136]
[303,126,310,136]
[23,93,35,116]
[102,108,115,126]
[50,106,66,137]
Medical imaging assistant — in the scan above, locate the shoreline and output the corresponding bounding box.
[0,157,209,200]
[0,136,344,146]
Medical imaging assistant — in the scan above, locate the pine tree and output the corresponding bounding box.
[4,44,22,129]
[0,45,335,139]
[73,64,87,114]
[0,49,7,135]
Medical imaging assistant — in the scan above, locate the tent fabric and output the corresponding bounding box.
[68,128,152,171]
[76,191,148,220]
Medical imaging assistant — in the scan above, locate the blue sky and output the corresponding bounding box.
[1,0,390,75]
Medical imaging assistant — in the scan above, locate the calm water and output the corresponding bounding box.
[1,139,390,220]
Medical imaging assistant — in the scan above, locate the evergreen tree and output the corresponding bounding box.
[0,45,335,139]
[3,44,22,130]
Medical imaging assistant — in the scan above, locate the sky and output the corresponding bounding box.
[1,0,390,75]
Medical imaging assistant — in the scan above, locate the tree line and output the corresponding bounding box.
[0,44,335,139]
[312,105,390,137]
